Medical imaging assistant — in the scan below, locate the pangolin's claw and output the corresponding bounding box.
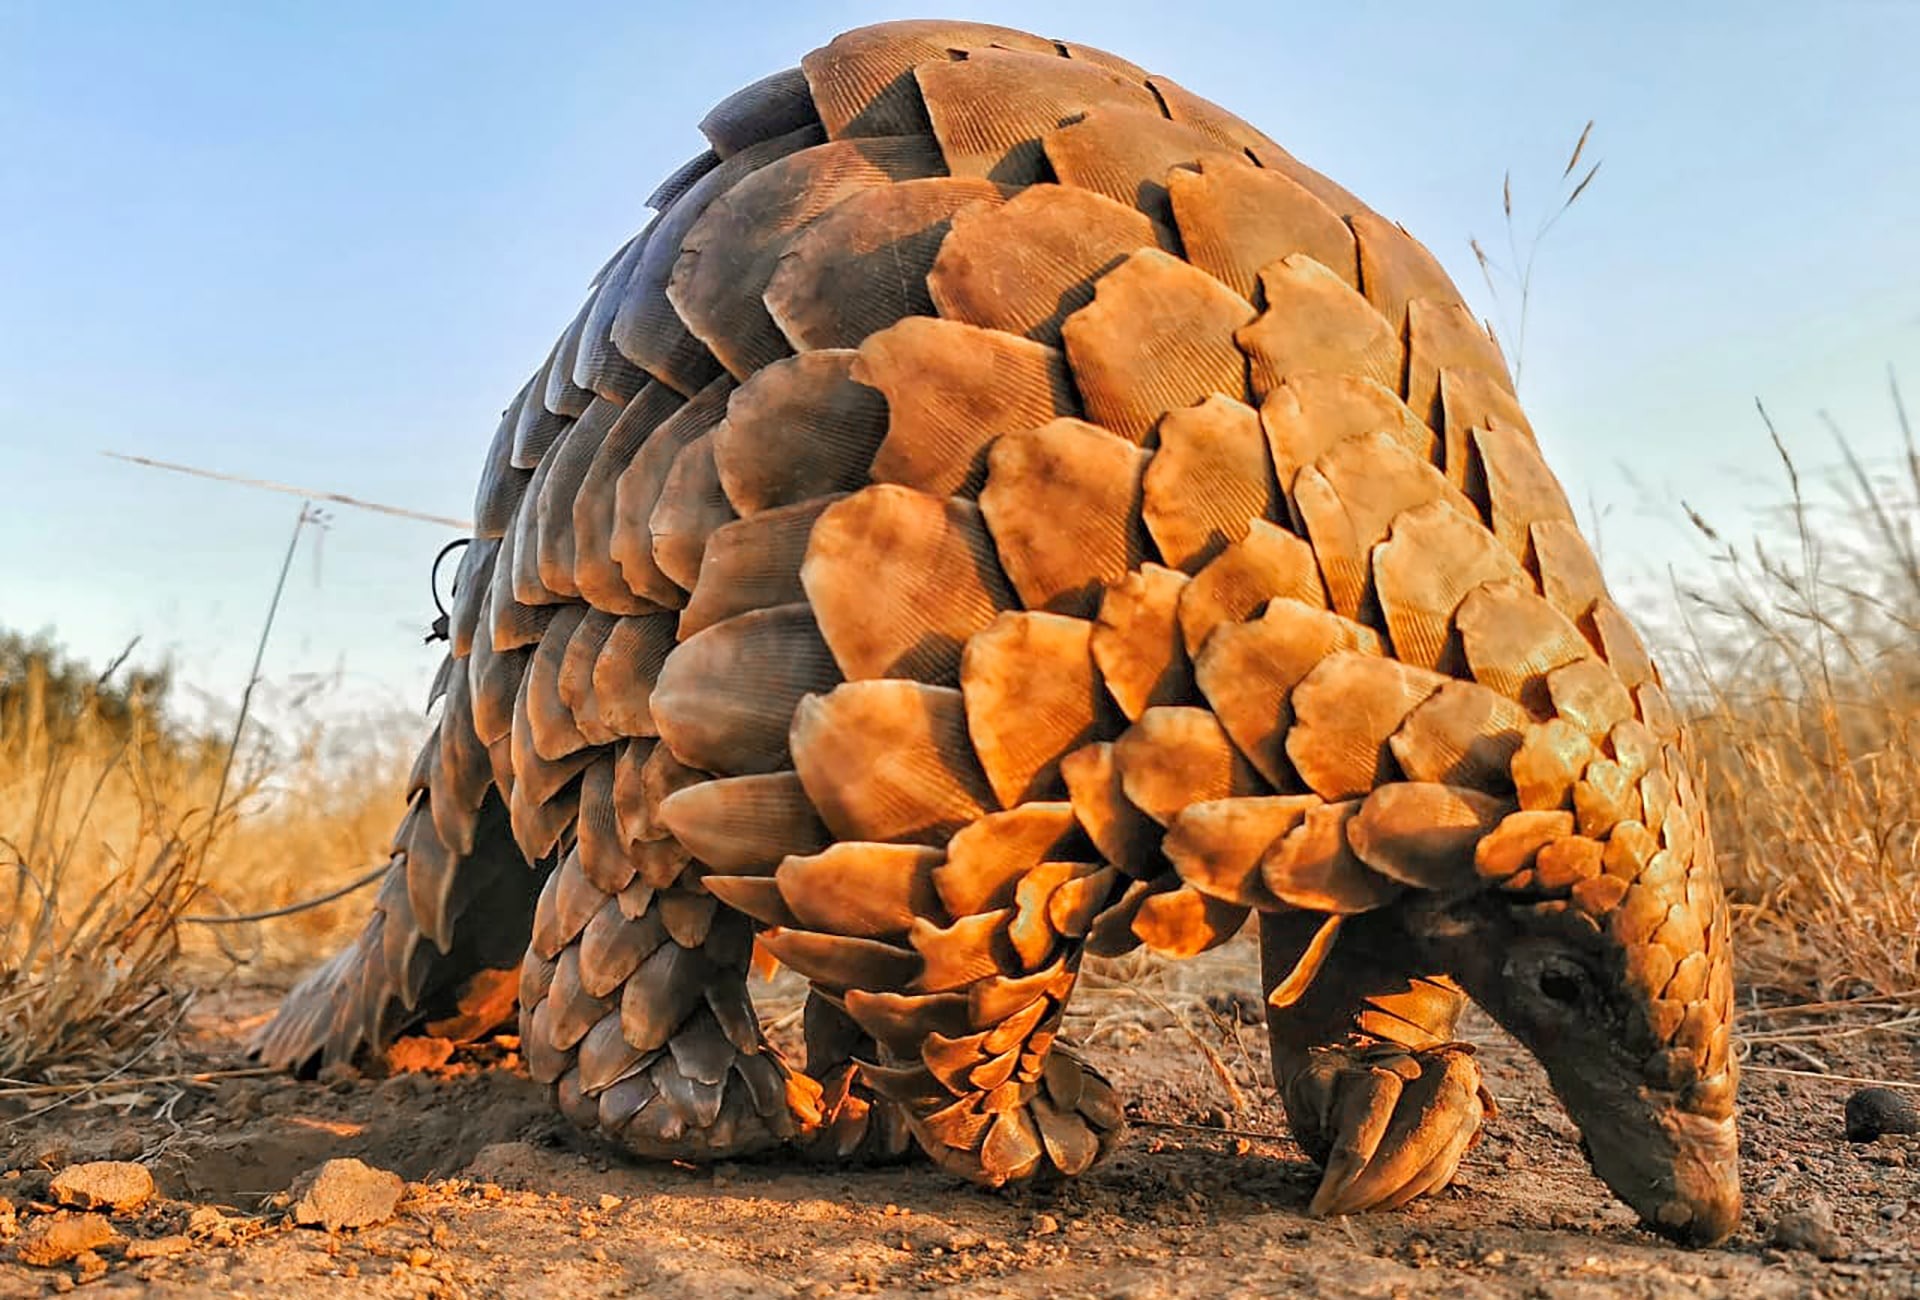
[795,1061,916,1165]
[901,1045,1124,1188]
[1288,1041,1489,1217]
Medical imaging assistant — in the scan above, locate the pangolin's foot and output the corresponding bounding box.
[791,1060,916,1164]
[1284,1040,1494,1216]
[559,1035,801,1162]
[789,993,916,1164]
[894,1043,1127,1187]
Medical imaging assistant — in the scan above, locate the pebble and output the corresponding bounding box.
[72,1250,107,1284]
[289,1158,405,1231]
[1844,1087,1919,1142]
[1769,1195,1846,1260]
[317,1061,362,1093]
[186,1205,232,1242]
[15,1212,114,1266]
[50,1161,156,1214]
[125,1234,194,1260]
[385,1035,456,1074]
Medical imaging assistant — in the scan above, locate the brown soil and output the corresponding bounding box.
[2,951,1915,1298]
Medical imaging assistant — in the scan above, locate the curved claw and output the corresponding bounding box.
[796,1061,916,1164]
[1290,1043,1488,1217]
[904,1045,1126,1188]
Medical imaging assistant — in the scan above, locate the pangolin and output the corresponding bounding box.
[256,19,1741,1245]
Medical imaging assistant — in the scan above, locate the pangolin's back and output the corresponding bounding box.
[256,20,1733,1235]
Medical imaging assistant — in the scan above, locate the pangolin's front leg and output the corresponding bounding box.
[1260,910,1494,1216]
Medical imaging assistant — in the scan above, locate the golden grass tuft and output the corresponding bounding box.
[1671,396,1920,996]
[0,643,408,1083]
[2,653,203,1083]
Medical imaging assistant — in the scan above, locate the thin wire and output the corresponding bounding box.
[184,860,391,926]
[206,502,313,841]
[103,451,471,530]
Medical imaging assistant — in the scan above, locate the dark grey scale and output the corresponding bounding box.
[613,126,826,396]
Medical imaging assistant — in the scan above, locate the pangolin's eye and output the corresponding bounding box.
[1538,962,1587,1005]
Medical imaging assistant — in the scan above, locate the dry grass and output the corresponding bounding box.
[2,651,203,1084]
[0,645,408,1084]
[178,706,412,975]
[1667,391,1920,997]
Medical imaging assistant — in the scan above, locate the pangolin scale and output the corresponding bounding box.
[257,19,1741,1245]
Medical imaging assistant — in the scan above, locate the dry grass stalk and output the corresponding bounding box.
[0,653,204,1083]
[1470,119,1602,389]
[1670,386,1920,997]
[1076,941,1265,1110]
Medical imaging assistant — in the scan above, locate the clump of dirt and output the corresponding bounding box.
[1,975,1914,1297]
[49,1162,155,1214]
[15,1211,113,1267]
[289,1159,405,1231]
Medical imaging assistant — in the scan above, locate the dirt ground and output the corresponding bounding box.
[2,945,1915,1299]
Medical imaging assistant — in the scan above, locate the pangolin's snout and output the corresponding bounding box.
[1590,1102,1741,1246]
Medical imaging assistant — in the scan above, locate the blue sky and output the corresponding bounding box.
[3,2,1915,722]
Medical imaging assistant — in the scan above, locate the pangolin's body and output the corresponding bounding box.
[259,20,1741,1244]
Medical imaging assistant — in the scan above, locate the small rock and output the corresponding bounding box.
[72,1250,107,1284]
[125,1234,193,1260]
[463,1141,543,1189]
[385,1036,456,1074]
[50,1161,156,1213]
[185,1205,229,1239]
[316,1061,361,1093]
[15,1212,114,1267]
[1845,1087,1919,1142]
[377,1071,432,1105]
[1770,1196,1846,1259]
[107,1130,145,1163]
[289,1158,405,1231]
[597,1194,623,1212]
[1032,1213,1060,1237]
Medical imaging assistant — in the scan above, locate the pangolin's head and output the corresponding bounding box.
[1405,724,1741,1246]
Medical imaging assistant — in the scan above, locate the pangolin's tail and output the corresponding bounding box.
[253,654,544,1074]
